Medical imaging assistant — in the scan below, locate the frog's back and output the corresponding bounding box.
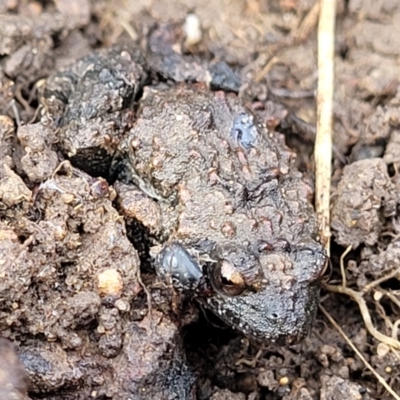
[123,84,318,247]
[123,84,292,194]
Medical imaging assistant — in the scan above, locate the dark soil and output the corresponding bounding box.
[1,0,400,399]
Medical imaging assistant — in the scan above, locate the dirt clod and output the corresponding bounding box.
[331,158,397,248]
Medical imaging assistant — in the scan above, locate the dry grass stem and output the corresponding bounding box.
[315,0,336,256]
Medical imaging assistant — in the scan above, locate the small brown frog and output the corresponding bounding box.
[119,84,326,344]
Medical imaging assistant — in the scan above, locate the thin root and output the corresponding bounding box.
[362,268,400,293]
[319,304,400,400]
[382,290,400,311]
[323,283,400,350]
[339,244,352,288]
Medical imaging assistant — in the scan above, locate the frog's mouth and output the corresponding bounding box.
[203,281,320,345]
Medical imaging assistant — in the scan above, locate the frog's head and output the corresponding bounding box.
[204,241,326,344]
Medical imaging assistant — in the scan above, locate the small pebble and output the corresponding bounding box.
[97,269,123,296]
[184,14,202,46]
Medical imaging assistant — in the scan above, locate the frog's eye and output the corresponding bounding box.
[210,260,246,296]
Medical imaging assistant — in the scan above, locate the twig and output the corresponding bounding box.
[319,304,400,400]
[314,0,336,256]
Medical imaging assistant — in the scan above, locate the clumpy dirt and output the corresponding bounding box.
[1,0,400,399]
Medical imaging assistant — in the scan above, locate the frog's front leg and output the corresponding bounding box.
[155,242,204,292]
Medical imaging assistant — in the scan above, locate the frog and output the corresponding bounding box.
[117,83,326,345]
[40,44,326,345]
